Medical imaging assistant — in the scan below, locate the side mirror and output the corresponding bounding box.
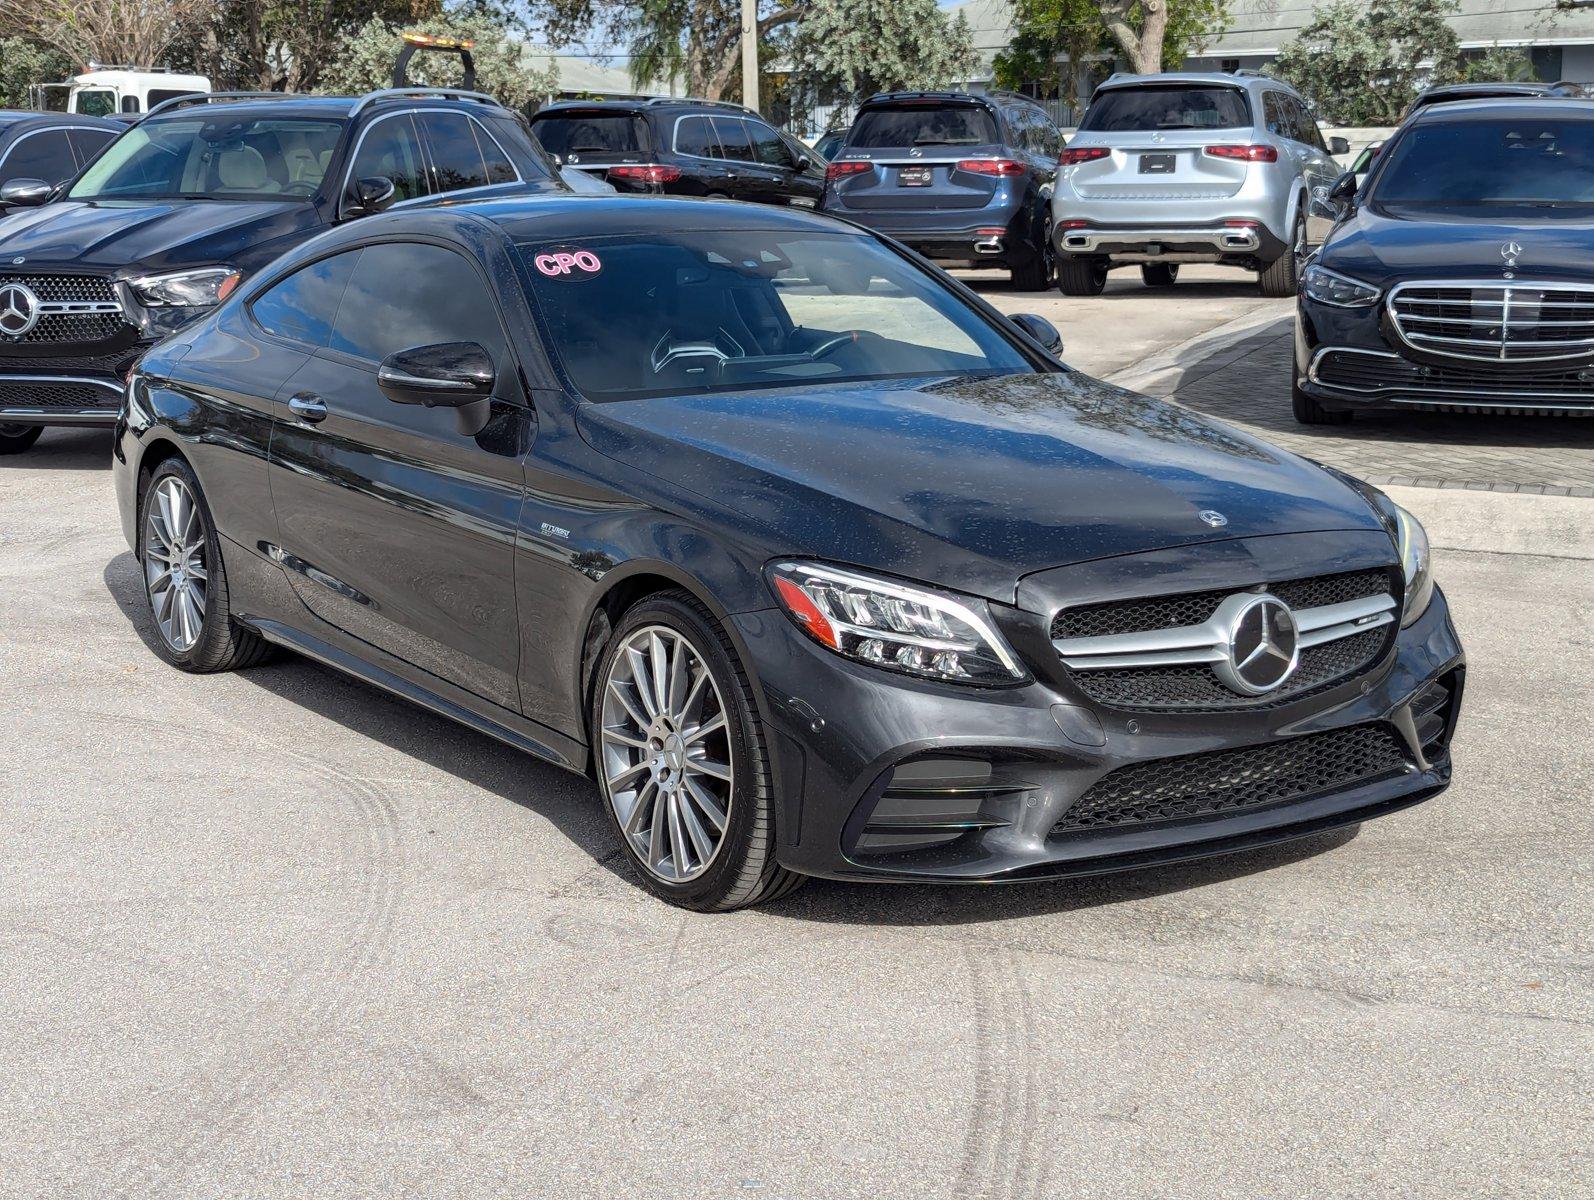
[0,178,52,208]
[1328,135,1351,156]
[1328,170,1358,214]
[795,154,811,172]
[1010,312,1063,356]
[377,341,496,408]
[344,175,397,218]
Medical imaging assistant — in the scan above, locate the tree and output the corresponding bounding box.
[1272,0,1462,125]
[539,0,809,101]
[0,36,73,109]
[1098,0,1228,75]
[318,13,559,108]
[0,0,215,68]
[993,0,1110,112]
[1462,44,1534,83]
[785,0,978,128]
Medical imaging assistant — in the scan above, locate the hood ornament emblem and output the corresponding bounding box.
[1501,240,1522,271]
[10,257,23,265]
[0,282,41,338]
[1198,509,1228,528]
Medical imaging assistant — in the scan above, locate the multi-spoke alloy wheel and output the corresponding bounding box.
[143,475,209,652]
[599,625,735,883]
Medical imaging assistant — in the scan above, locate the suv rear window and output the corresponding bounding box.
[531,112,646,158]
[849,104,998,149]
[1082,87,1250,132]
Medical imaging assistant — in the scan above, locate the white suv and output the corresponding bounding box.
[1052,72,1347,296]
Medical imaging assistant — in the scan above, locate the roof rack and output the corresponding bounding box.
[144,91,299,119]
[349,87,507,118]
[1227,68,1268,77]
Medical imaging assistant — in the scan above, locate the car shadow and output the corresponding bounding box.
[0,427,112,471]
[956,270,1267,302]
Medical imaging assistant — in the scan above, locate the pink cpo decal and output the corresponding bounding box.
[534,248,603,279]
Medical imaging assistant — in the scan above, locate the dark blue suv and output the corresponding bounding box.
[819,90,1062,290]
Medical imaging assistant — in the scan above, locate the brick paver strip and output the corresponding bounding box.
[1133,321,1594,493]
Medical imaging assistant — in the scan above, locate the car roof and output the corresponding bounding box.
[532,98,758,117]
[0,110,123,131]
[444,193,857,241]
[1409,96,1594,122]
[1095,71,1290,94]
[1418,82,1557,102]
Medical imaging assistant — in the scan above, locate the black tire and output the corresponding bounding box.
[136,457,274,673]
[1057,255,1108,296]
[1259,211,1306,297]
[0,423,43,455]
[590,590,805,911]
[1141,263,1179,288]
[1009,220,1053,291]
[1292,374,1353,425]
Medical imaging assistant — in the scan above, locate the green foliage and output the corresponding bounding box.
[1462,44,1534,84]
[0,36,72,109]
[317,12,558,109]
[995,0,1227,100]
[787,0,978,123]
[1272,0,1462,124]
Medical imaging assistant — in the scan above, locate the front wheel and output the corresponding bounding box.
[0,423,43,455]
[1292,374,1353,425]
[592,592,805,911]
[1057,255,1108,296]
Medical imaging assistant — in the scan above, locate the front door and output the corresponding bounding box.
[266,239,532,711]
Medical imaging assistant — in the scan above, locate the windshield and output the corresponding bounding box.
[530,112,646,158]
[68,115,344,201]
[1082,87,1250,132]
[73,89,116,118]
[1373,118,1594,207]
[849,105,997,148]
[519,230,1034,402]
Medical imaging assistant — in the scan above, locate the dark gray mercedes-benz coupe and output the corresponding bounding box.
[113,194,1464,909]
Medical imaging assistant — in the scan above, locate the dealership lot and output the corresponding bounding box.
[1,279,1589,1197]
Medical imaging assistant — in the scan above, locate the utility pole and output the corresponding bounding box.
[741,0,759,113]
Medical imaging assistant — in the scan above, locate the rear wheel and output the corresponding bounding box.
[1057,255,1108,296]
[0,423,43,455]
[1292,373,1353,425]
[592,591,805,911]
[137,458,273,672]
[1259,211,1306,297]
[1141,263,1180,288]
[1009,220,1054,291]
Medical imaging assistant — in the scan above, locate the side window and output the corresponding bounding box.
[420,110,488,192]
[473,120,517,184]
[328,243,505,364]
[68,128,117,168]
[747,120,792,167]
[1293,98,1326,150]
[348,114,429,203]
[0,130,77,184]
[249,251,358,347]
[675,115,718,158]
[711,117,754,163]
[1263,93,1287,138]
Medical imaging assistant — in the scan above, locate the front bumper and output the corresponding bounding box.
[0,372,126,426]
[735,579,1463,884]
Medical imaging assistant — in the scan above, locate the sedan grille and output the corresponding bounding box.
[1051,568,1399,711]
[0,273,128,346]
[1054,723,1412,833]
[1388,281,1594,363]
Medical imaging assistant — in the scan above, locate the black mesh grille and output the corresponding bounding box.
[1054,724,1411,833]
[1315,349,1594,410]
[1051,569,1398,711]
[0,379,120,411]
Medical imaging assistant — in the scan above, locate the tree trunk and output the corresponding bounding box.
[1102,0,1166,76]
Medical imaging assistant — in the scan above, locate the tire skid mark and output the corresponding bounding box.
[955,944,1045,1200]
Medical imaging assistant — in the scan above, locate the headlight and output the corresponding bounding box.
[130,267,239,307]
[1393,504,1434,626]
[767,561,1029,686]
[1302,263,1381,308]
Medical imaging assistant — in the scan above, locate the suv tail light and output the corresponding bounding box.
[826,160,872,180]
[608,164,682,184]
[1204,144,1279,163]
[956,158,1025,176]
[1059,146,1110,166]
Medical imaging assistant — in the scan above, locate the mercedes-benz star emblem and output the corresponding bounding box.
[909,147,923,157]
[1216,595,1300,695]
[0,282,41,338]
[1199,509,1228,528]
[1501,240,1522,270]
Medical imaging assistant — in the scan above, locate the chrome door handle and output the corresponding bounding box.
[288,393,328,423]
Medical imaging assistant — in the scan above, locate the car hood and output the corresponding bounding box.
[577,372,1385,605]
[0,198,323,275]
[1323,203,1594,287]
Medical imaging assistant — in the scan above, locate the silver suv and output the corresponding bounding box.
[1051,72,1348,296]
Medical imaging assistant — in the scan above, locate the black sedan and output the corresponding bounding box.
[114,195,1464,909]
[1296,97,1594,421]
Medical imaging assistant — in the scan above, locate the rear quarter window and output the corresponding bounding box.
[1082,87,1251,132]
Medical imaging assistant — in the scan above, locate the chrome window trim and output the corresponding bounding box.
[338,107,521,213]
[1308,345,1594,406]
[669,113,796,169]
[1387,279,1594,364]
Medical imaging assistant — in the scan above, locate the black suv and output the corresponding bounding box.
[0,87,566,455]
[819,90,1062,290]
[0,111,121,213]
[529,98,825,207]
